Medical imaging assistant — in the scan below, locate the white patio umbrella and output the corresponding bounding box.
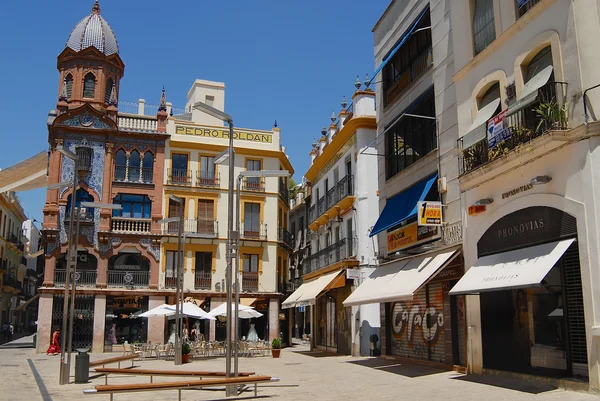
[165,302,215,320]
[138,303,172,318]
[208,303,263,319]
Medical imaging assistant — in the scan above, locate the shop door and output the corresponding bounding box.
[52,295,94,351]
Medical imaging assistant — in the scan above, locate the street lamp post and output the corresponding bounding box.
[165,195,184,365]
[233,170,289,378]
[193,101,235,395]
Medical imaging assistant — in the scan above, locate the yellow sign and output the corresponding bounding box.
[418,201,442,226]
[387,222,440,253]
[175,125,273,143]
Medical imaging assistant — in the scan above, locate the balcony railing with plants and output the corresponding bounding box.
[241,223,267,240]
[111,217,152,234]
[194,271,212,290]
[107,270,150,288]
[459,81,568,175]
[305,237,355,275]
[279,179,289,204]
[54,269,97,287]
[242,177,265,192]
[167,168,192,185]
[196,170,219,187]
[242,271,259,292]
[277,227,294,249]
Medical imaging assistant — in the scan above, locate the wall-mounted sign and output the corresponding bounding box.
[387,222,440,253]
[346,269,360,280]
[175,125,273,143]
[114,264,141,271]
[502,183,533,199]
[468,205,486,215]
[113,296,143,309]
[487,110,511,148]
[417,201,442,226]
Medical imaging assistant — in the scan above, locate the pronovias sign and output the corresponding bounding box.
[175,125,273,143]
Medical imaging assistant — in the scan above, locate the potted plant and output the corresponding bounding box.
[271,338,281,358]
[182,341,191,363]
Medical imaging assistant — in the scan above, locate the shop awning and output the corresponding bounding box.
[343,247,460,306]
[461,98,501,149]
[449,238,574,295]
[14,294,40,312]
[506,65,554,117]
[0,151,48,194]
[370,173,438,237]
[282,270,343,309]
[240,298,256,307]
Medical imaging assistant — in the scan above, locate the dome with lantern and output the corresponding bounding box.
[65,1,119,56]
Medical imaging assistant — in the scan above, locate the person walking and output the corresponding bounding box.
[46,327,61,355]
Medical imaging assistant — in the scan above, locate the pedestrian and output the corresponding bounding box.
[46,327,61,355]
[8,323,14,342]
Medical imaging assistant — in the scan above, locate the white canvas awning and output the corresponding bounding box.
[0,151,48,193]
[282,270,343,309]
[449,238,574,295]
[507,65,554,117]
[461,98,501,149]
[343,247,460,307]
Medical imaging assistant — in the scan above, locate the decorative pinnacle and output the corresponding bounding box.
[92,0,100,14]
[355,75,362,90]
[158,87,167,112]
[341,96,348,110]
[274,120,278,128]
[330,111,336,123]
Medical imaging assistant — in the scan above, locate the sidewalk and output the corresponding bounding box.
[0,343,597,400]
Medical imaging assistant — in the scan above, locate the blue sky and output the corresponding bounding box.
[0,0,390,222]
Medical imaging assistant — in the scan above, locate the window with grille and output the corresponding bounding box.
[76,147,92,173]
[105,77,114,104]
[385,86,437,179]
[83,72,96,99]
[65,74,73,100]
[472,0,496,55]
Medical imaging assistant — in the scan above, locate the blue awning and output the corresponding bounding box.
[368,7,429,86]
[370,173,438,237]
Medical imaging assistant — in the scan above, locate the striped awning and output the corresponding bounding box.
[0,151,48,193]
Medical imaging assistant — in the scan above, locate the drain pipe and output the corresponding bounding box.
[583,83,600,124]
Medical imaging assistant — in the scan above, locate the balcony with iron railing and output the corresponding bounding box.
[242,271,259,292]
[194,271,212,290]
[277,227,294,249]
[162,219,218,237]
[111,217,152,234]
[242,177,265,192]
[113,165,154,183]
[107,270,150,288]
[2,274,21,292]
[167,168,192,185]
[64,209,95,225]
[164,276,177,289]
[279,179,289,204]
[241,223,267,240]
[54,269,97,287]
[459,81,568,176]
[196,170,219,187]
[309,175,355,227]
[305,238,355,275]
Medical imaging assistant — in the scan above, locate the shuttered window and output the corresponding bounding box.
[197,199,214,234]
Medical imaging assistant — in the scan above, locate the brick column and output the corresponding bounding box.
[43,256,56,287]
[269,298,279,341]
[92,295,106,353]
[36,293,53,353]
[99,143,114,231]
[97,256,108,288]
[148,296,166,345]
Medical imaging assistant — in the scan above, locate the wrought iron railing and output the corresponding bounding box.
[194,271,212,290]
[196,170,219,187]
[107,270,150,288]
[308,204,317,224]
[459,81,568,175]
[54,269,97,287]
[317,196,326,216]
[305,238,354,275]
[242,177,265,192]
[112,217,151,234]
[242,271,259,292]
[164,276,177,289]
[326,187,338,210]
[167,168,192,185]
[279,179,289,204]
[114,166,127,181]
[241,223,267,240]
[183,219,218,237]
[338,174,354,198]
[141,168,154,183]
[2,274,21,291]
[278,227,294,249]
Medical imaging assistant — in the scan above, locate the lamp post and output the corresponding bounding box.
[193,101,235,394]
[234,170,289,378]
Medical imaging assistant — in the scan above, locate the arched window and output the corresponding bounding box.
[105,77,114,104]
[526,46,553,83]
[65,74,73,100]
[83,72,96,99]
[142,152,154,183]
[129,150,140,182]
[66,189,94,221]
[114,149,127,181]
[479,82,500,110]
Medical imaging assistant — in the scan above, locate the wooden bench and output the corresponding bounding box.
[83,375,278,400]
[89,354,140,369]
[94,367,255,385]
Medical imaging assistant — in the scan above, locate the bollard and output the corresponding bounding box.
[75,348,90,383]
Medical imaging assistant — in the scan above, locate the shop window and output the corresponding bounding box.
[516,0,540,18]
[112,194,151,219]
[83,72,96,99]
[385,87,436,179]
[382,8,432,107]
[472,0,495,55]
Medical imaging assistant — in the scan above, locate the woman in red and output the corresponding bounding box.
[46,327,61,355]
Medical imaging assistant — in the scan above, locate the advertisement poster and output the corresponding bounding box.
[487,110,511,148]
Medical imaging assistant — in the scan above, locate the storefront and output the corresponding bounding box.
[105,295,149,349]
[451,206,587,377]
